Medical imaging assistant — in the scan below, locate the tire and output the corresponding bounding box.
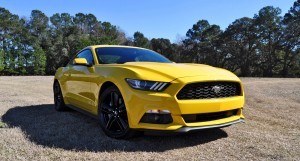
[98,86,139,139]
[53,81,68,111]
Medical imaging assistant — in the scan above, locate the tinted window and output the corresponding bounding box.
[75,49,94,65]
[95,47,171,64]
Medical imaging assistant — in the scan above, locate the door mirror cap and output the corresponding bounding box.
[73,58,91,67]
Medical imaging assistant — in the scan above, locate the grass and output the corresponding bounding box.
[0,76,299,160]
[0,121,6,128]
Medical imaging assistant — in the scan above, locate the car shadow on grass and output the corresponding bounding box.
[2,104,228,152]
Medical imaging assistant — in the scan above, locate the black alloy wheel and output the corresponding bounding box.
[99,86,138,139]
[53,82,67,111]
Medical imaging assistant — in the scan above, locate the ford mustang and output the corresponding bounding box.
[53,45,245,139]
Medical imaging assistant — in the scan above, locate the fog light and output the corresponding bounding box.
[140,110,172,124]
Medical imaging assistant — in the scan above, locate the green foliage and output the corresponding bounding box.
[221,17,258,76]
[33,46,46,75]
[0,2,299,77]
[150,38,174,60]
[0,121,7,128]
[0,50,4,72]
[133,32,150,48]
[183,20,223,64]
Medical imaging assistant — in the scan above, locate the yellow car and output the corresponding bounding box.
[53,45,245,138]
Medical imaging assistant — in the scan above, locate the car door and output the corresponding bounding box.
[66,49,96,112]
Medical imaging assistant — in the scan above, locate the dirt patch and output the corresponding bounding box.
[0,76,299,160]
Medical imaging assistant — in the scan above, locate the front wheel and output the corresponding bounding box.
[53,81,67,111]
[98,86,139,139]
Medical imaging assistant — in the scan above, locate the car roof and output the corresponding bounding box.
[87,45,148,50]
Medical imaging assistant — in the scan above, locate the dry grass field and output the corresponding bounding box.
[0,76,299,161]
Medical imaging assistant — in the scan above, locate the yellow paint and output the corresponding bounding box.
[73,58,89,66]
[55,45,245,131]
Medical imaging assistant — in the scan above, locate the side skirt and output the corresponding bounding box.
[66,104,98,120]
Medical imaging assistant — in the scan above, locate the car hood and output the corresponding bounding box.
[121,62,237,81]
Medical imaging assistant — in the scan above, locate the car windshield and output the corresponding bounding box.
[95,47,172,64]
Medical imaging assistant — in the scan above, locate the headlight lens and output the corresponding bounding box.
[125,78,169,91]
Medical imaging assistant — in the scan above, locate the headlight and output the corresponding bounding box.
[125,78,169,91]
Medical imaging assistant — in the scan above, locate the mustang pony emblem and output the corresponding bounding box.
[212,86,224,94]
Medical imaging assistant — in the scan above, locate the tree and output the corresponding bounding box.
[32,46,46,75]
[0,8,21,74]
[95,21,123,44]
[28,10,49,37]
[254,6,283,77]
[0,4,300,77]
[150,38,174,60]
[222,17,258,76]
[73,13,87,34]
[183,20,222,65]
[133,31,150,48]
[281,0,300,77]
[47,13,77,74]
[26,10,49,74]
[0,50,4,72]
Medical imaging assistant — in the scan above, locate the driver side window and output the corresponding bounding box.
[73,49,94,65]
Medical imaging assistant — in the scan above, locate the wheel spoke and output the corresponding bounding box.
[116,117,127,131]
[110,91,120,107]
[101,103,114,114]
[118,104,126,113]
[106,116,115,130]
[114,92,119,106]
[110,92,115,106]
[110,92,113,106]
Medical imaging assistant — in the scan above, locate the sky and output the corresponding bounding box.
[0,0,296,42]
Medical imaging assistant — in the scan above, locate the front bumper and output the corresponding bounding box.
[121,76,245,131]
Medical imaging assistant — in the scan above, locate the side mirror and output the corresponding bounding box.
[73,58,91,67]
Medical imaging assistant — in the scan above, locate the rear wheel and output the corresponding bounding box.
[53,82,67,111]
[98,86,139,139]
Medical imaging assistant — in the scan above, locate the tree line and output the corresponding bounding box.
[0,1,299,77]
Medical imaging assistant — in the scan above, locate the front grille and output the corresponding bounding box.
[177,81,241,100]
[182,109,238,123]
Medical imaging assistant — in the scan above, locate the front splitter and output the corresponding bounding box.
[175,119,245,132]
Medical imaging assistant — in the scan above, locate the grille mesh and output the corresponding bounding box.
[177,82,241,100]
